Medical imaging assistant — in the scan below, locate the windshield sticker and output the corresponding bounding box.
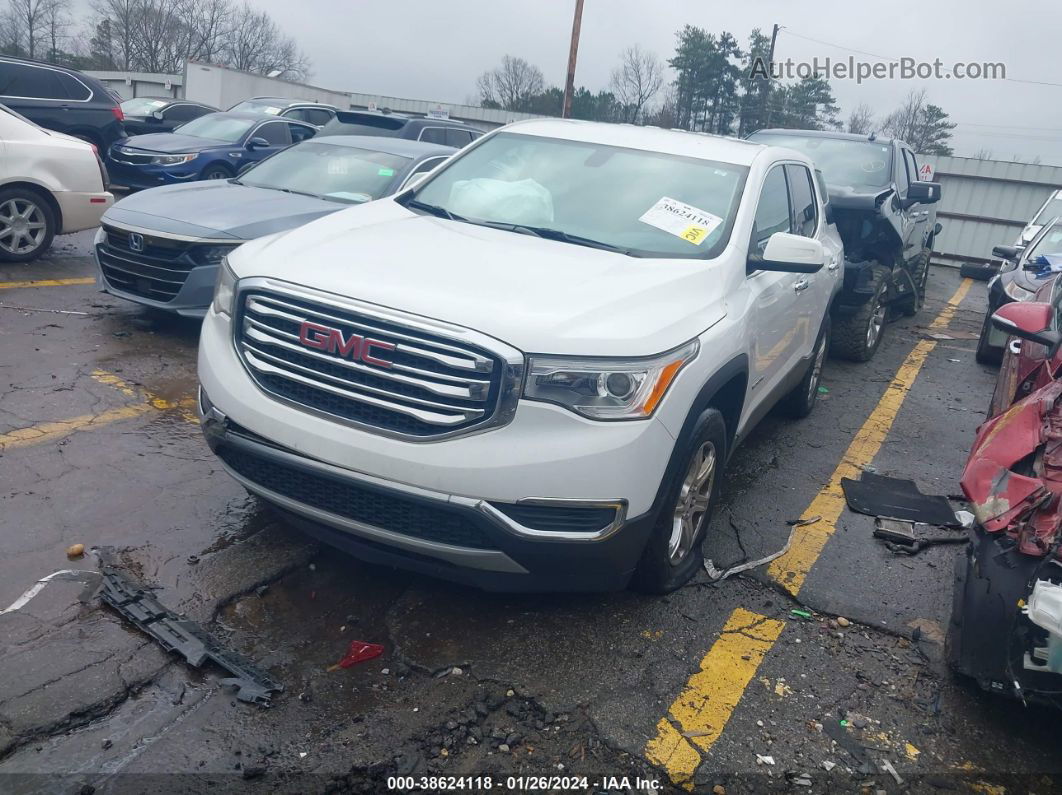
[639,197,723,246]
[377,167,395,176]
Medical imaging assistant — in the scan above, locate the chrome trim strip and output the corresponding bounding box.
[242,321,487,400]
[233,277,525,443]
[247,294,493,372]
[103,221,237,244]
[97,249,193,276]
[241,349,482,426]
[217,425,628,544]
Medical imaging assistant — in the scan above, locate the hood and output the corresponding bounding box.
[230,201,728,356]
[113,133,224,154]
[825,183,893,212]
[106,181,340,239]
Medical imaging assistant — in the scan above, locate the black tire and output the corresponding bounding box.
[0,186,57,263]
[975,311,1004,366]
[830,264,889,362]
[901,252,930,317]
[960,261,999,281]
[780,317,830,419]
[632,409,727,594]
[201,164,233,181]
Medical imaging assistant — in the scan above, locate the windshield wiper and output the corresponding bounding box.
[404,199,467,222]
[273,187,319,198]
[483,223,633,255]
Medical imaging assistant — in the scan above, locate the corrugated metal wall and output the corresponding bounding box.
[922,155,1062,265]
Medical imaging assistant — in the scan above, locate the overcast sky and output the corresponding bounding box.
[251,0,1062,164]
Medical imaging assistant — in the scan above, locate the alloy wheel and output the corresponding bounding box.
[0,198,47,255]
[866,299,886,350]
[669,441,717,565]
[807,332,827,404]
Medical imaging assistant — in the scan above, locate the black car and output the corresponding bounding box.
[0,56,125,152]
[120,97,218,135]
[320,110,484,147]
[227,96,337,127]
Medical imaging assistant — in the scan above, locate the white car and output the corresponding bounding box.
[0,103,113,262]
[197,119,843,593]
[1016,188,1062,247]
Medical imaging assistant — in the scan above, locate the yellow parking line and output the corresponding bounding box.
[0,405,152,451]
[646,279,974,787]
[0,277,95,290]
[92,370,199,424]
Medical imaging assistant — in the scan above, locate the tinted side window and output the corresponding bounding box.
[418,127,447,145]
[751,166,792,255]
[444,128,473,147]
[785,164,817,237]
[288,122,315,142]
[166,104,203,122]
[0,63,66,99]
[304,108,333,126]
[255,121,291,145]
[56,72,91,101]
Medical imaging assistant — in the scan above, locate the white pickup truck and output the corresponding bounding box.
[198,119,843,592]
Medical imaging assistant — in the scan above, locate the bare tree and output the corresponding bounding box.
[43,0,71,61]
[186,0,231,63]
[972,148,993,160]
[90,0,138,69]
[880,89,927,143]
[6,0,48,57]
[609,44,663,123]
[846,103,874,135]
[476,55,545,112]
[223,3,309,80]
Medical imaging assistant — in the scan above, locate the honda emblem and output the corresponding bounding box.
[128,232,144,253]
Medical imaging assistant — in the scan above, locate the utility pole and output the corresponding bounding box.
[561,0,585,119]
[761,23,780,128]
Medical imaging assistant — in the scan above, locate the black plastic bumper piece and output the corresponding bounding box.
[204,420,655,593]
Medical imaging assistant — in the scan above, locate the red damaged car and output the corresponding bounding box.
[951,289,1062,705]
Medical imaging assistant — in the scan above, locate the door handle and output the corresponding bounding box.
[794,279,810,293]
[827,257,839,271]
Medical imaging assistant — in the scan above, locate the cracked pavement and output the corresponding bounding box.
[1,237,1060,793]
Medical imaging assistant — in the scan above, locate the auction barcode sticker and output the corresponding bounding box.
[639,197,723,246]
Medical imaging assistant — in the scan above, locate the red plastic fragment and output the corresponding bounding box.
[336,640,384,668]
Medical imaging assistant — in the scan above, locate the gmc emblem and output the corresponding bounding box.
[298,321,395,368]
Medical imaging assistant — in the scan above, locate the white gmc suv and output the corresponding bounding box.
[198,119,843,592]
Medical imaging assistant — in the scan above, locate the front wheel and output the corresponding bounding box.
[632,409,727,593]
[200,164,233,181]
[0,187,57,263]
[830,265,889,362]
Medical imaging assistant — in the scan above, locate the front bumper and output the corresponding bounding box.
[105,159,202,190]
[200,407,655,592]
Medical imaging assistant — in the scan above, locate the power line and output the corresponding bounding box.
[780,28,1062,89]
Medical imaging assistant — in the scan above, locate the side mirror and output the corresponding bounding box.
[903,180,941,207]
[993,245,1022,261]
[148,112,163,122]
[246,136,270,150]
[992,301,1061,350]
[749,232,825,274]
[824,202,835,226]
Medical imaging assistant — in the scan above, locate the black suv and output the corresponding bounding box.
[0,56,125,152]
[320,110,484,147]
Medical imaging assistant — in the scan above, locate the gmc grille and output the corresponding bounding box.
[235,289,517,439]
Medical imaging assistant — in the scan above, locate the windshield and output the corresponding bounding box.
[238,142,411,203]
[1032,197,1062,226]
[753,134,893,189]
[1025,219,1062,267]
[173,114,255,143]
[229,99,286,115]
[121,98,168,117]
[409,132,748,258]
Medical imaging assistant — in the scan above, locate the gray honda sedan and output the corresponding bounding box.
[94,136,455,317]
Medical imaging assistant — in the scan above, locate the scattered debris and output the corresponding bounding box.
[756,754,775,765]
[872,516,969,555]
[836,616,851,628]
[822,760,836,772]
[0,303,90,316]
[65,543,85,559]
[96,558,283,705]
[841,472,958,526]
[328,640,385,671]
[0,569,100,616]
[880,758,904,785]
[791,609,812,620]
[704,515,821,582]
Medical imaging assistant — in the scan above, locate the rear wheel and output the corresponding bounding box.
[632,410,727,593]
[780,318,829,418]
[830,264,889,362]
[0,187,56,263]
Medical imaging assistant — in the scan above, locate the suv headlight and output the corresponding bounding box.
[151,153,196,165]
[524,340,699,420]
[211,257,237,316]
[1002,277,1033,301]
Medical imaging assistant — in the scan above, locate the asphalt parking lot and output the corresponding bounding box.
[1,236,1061,794]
